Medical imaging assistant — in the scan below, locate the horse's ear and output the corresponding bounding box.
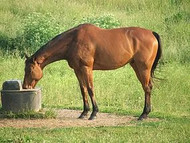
[32,57,40,65]
[24,53,29,60]
[32,57,36,63]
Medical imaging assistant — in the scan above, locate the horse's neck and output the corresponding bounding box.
[33,35,69,69]
[32,26,78,69]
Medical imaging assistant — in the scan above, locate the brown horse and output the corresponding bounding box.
[23,24,162,120]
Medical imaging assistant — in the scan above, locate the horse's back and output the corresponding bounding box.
[75,25,131,69]
[71,24,158,70]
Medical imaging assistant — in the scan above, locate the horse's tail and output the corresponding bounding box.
[151,31,162,78]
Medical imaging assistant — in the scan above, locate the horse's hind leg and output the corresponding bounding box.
[130,61,152,120]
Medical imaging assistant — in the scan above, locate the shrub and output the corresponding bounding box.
[0,14,121,55]
[0,12,62,54]
[81,14,121,29]
[23,12,61,51]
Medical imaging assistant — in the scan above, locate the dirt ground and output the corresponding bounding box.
[0,109,159,128]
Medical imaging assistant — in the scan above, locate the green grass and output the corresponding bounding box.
[0,0,190,142]
[0,57,189,118]
[0,0,189,62]
[0,56,189,142]
[0,109,56,119]
[0,119,189,142]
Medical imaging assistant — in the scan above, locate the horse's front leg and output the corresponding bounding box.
[74,70,90,119]
[76,66,98,120]
[84,67,99,120]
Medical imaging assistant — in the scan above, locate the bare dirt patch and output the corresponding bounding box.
[0,109,160,128]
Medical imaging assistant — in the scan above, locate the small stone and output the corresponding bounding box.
[2,80,22,90]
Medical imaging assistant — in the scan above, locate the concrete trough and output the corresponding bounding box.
[1,80,41,113]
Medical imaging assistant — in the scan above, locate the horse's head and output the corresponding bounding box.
[23,54,43,89]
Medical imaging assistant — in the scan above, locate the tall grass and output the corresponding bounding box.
[0,57,189,119]
[0,0,189,63]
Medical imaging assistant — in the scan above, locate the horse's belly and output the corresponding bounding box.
[93,53,132,70]
[93,62,126,70]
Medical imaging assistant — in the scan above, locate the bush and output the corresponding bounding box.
[22,12,61,51]
[81,14,121,29]
[0,14,121,55]
[0,12,62,54]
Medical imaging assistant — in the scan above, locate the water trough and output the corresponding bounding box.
[1,80,41,112]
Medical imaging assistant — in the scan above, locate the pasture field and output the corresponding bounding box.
[0,0,190,142]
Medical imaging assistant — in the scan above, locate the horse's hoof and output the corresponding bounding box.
[138,115,144,121]
[138,114,147,121]
[78,115,85,119]
[78,112,88,119]
[88,115,97,120]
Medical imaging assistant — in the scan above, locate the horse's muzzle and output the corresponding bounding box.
[22,84,33,89]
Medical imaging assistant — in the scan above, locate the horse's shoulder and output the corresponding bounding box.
[74,24,100,40]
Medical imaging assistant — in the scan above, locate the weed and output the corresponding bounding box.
[0,108,57,119]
